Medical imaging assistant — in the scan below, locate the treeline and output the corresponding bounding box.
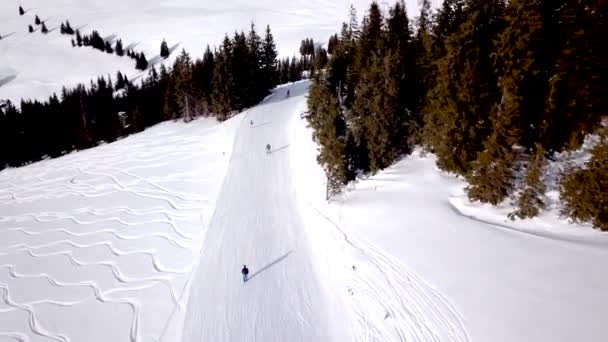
[306,0,607,230]
[0,24,300,170]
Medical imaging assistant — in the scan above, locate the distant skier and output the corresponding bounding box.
[242,265,249,282]
[266,144,271,154]
[250,120,253,126]
[286,89,290,98]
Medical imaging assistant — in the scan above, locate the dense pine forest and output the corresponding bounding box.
[0,24,306,170]
[306,0,607,230]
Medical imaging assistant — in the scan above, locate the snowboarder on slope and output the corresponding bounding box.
[266,144,271,154]
[242,265,249,282]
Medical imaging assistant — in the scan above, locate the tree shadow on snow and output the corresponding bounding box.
[103,34,117,43]
[125,41,140,50]
[47,25,60,34]
[0,32,16,40]
[248,250,293,281]
[0,74,17,88]
[168,42,181,55]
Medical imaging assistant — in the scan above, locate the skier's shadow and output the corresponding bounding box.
[248,250,293,281]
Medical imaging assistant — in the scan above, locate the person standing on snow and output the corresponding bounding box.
[242,265,249,282]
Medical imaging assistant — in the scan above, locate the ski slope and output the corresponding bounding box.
[1,79,607,341]
[180,82,349,341]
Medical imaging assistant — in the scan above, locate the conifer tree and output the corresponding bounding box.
[41,22,48,34]
[65,21,74,34]
[115,39,124,56]
[289,56,299,82]
[28,25,33,33]
[35,15,41,25]
[174,49,196,121]
[423,0,505,176]
[327,34,339,55]
[105,41,113,53]
[136,52,148,70]
[560,135,608,230]
[76,30,82,46]
[19,6,25,16]
[211,50,234,119]
[511,145,547,219]
[306,70,351,194]
[261,25,279,91]
[466,0,546,204]
[542,0,607,153]
[160,39,170,59]
[246,23,263,103]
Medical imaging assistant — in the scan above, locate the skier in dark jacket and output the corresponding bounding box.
[242,265,249,282]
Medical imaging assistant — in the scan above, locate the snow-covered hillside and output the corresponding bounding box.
[0,0,440,105]
[2,80,606,342]
[0,115,242,341]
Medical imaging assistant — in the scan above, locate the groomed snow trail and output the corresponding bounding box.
[182,82,342,341]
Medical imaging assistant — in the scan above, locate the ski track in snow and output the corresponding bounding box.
[308,203,469,342]
[0,120,236,341]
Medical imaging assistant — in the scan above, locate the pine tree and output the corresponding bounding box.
[261,25,279,92]
[289,56,299,82]
[160,39,170,59]
[41,22,48,34]
[136,52,148,70]
[229,31,251,109]
[327,34,339,55]
[105,41,113,53]
[160,64,178,120]
[76,30,82,46]
[115,39,124,56]
[19,5,25,16]
[361,52,401,173]
[511,145,547,219]
[116,71,125,90]
[542,0,607,153]
[211,50,234,119]
[386,0,417,149]
[423,0,505,176]
[306,70,352,195]
[194,45,216,114]
[560,135,608,231]
[279,58,290,84]
[28,25,33,33]
[246,23,263,104]
[35,15,41,25]
[65,21,74,34]
[466,0,546,204]
[60,23,66,34]
[174,49,196,121]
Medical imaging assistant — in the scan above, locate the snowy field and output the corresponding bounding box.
[289,85,608,341]
[0,0,440,105]
[1,78,607,341]
[0,115,241,341]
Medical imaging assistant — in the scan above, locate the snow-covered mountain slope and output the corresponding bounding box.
[289,98,608,341]
[1,77,607,341]
[0,115,241,341]
[0,0,440,105]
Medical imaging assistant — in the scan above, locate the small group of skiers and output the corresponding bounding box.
[247,88,292,154]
